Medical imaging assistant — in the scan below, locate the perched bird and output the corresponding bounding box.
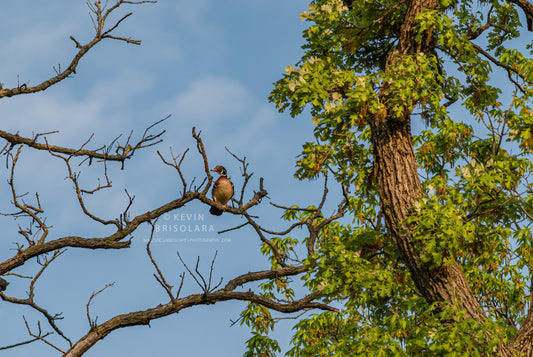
[0,277,8,292]
[210,165,234,216]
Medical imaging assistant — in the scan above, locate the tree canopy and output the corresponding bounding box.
[256,0,533,355]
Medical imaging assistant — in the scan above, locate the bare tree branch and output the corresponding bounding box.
[0,236,130,275]
[1,142,268,278]
[23,317,64,353]
[0,116,167,164]
[157,146,189,196]
[243,213,288,267]
[86,282,115,329]
[48,148,121,229]
[146,221,182,307]
[0,333,53,351]
[0,0,156,98]
[192,127,213,195]
[63,267,335,357]
[1,249,71,346]
[225,147,253,205]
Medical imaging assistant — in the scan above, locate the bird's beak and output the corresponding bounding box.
[211,168,217,172]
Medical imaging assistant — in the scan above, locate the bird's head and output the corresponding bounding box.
[211,165,227,177]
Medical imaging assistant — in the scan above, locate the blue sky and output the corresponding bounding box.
[0,1,341,356]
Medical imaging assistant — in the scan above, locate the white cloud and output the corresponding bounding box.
[0,94,101,141]
[86,68,155,109]
[160,74,298,162]
[0,65,157,150]
[224,105,278,156]
[170,75,252,126]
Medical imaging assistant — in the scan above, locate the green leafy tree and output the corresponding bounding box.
[5,1,533,356]
[249,0,533,355]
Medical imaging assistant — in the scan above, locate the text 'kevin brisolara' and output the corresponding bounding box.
[155,224,215,233]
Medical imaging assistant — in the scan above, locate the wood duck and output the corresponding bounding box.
[210,165,234,216]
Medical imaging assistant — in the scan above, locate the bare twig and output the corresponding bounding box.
[270,202,318,212]
[146,221,180,307]
[225,147,253,205]
[243,213,287,267]
[48,147,121,229]
[86,282,116,329]
[218,221,250,234]
[0,333,53,351]
[23,317,64,353]
[192,127,213,194]
[176,251,223,294]
[0,249,71,346]
[157,146,189,195]
[2,146,50,246]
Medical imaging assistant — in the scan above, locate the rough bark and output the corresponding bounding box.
[370,0,486,331]
[370,111,486,319]
[509,312,533,355]
[504,3,533,349]
[370,0,533,354]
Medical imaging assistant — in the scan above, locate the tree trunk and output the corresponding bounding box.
[369,0,533,355]
[509,312,533,355]
[369,0,486,335]
[370,111,485,320]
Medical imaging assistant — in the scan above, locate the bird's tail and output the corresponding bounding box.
[210,206,223,216]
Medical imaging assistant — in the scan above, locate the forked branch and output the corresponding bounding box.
[0,117,167,163]
[63,265,335,357]
[0,0,156,98]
